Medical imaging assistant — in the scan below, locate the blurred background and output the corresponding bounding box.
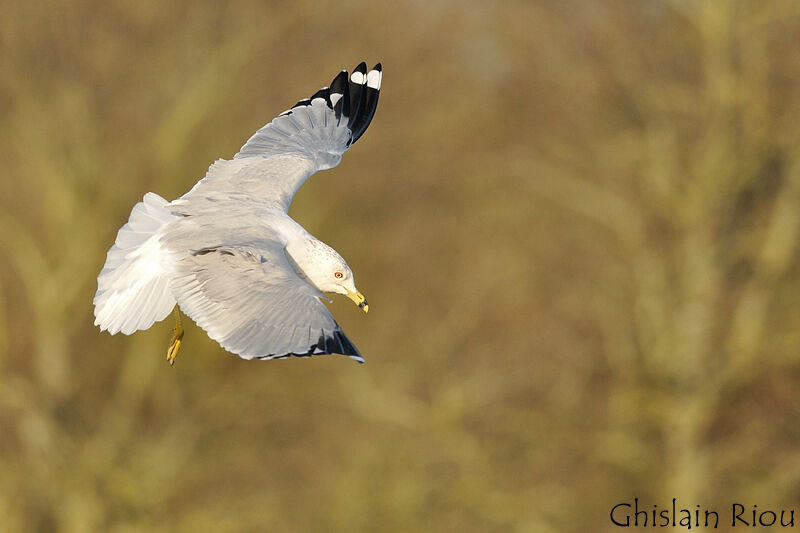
[2,0,800,531]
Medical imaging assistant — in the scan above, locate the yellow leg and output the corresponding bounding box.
[166,306,184,366]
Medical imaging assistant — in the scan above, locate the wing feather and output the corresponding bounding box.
[162,231,363,362]
[174,63,382,213]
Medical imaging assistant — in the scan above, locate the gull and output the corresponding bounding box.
[93,62,382,364]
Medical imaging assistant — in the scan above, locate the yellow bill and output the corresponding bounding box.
[346,290,369,313]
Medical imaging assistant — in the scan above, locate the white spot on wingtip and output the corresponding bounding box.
[351,71,365,84]
[367,70,381,89]
[330,93,342,106]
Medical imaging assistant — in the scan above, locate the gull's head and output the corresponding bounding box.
[290,239,369,313]
[328,265,369,313]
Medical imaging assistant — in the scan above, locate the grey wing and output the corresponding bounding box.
[176,63,382,213]
[166,239,363,362]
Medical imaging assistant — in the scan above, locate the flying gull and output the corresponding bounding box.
[93,62,382,364]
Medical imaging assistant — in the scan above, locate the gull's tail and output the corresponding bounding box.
[93,192,176,335]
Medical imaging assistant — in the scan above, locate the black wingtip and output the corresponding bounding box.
[330,70,350,122]
[282,62,380,147]
[253,326,364,363]
[333,329,362,360]
[348,62,381,144]
[330,71,348,92]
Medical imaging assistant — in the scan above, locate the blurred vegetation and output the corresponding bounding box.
[2,0,800,531]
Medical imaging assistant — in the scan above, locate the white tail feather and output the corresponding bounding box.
[94,192,176,335]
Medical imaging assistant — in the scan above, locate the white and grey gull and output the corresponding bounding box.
[93,62,382,364]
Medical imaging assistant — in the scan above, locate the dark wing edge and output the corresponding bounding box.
[347,62,381,146]
[234,62,382,161]
[254,325,364,363]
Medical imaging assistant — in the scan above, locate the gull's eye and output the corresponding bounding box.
[334,271,344,279]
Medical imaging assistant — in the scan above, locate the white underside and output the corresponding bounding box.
[93,192,176,335]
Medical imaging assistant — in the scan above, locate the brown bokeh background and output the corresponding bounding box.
[2,1,800,531]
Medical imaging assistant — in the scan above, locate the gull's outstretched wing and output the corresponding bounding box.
[175,62,382,213]
[163,224,363,362]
